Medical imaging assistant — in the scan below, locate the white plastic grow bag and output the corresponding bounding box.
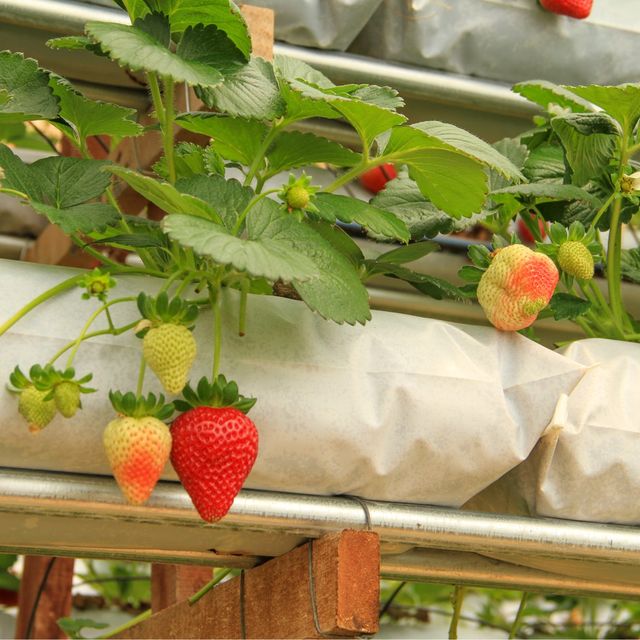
[0,259,584,508]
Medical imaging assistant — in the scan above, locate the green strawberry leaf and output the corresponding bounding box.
[314,193,409,243]
[490,138,529,191]
[548,293,591,321]
[175,23,246,73]
[492,183,598,203]
[383,128,488,218]
[273,55,334,88]
[370,176,455,239]
[412,122,525,182]
[565,84,640,136]
[31,202,120,233]
[167,0,251,60]
[85,21,226,88]
[289,79,406,148]
[375,241,440,265]
[176,174,252,231]
[277,77,342,123]
[523,143,566,182]
[50,77,143,142]
[266,131,360,177]
[47,36,106,56]
[153,141,215,181]
[305,220,364,268]
[57,618,109,640]
[176,114,268,165]
[249,199,370,324]
[513,80,594,114]
[109,166,221,222]
[163,211,320,282]
[119,0,152,21]
[350,85,404,111]
[621,247,640,284]
[0,144,111,207]
[551,116,617,185]
[196,57,284,120]
[0,51,59,123]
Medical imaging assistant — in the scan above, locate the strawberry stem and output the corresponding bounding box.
[65,297,136,368]
[97,608,151,639]
[209,285,222,380]
[448,585,465,640]
[136,352,147,398]
[187,568,232,605]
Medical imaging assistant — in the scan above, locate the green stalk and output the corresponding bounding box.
[98,609,151,639]
[243,124,282,188]
[0,274,85,338]
[69,235,123,270]
[147,72,165,123]
[232,189,280,236]
[509,592,529,639]
[136,352,146,398]
[606,199,626,332]
[448,586,465,640]
[162,76,176,185]
[239,280,249,337]
[188,568,233,605]
[589,192,616,230]
[65,297,136,368]
[0,187,28,199]
[47,321,138,364]
[209,284,222,380]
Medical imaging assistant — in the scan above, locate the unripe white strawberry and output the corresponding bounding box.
[18,387,57,433]
[558,241,594,280]
[143,324,196,394]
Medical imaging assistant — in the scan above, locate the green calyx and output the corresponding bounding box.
[278,173,320,213]
[109,390,174,420]
[174,375,256,414]
[79,268,117,300]
[8,364,94,395]
[136,292,198,331]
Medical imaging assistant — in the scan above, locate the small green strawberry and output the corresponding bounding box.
[18,386,57,433]
[538,221,600,282]
[558,241,594,280]
[279,173,319,213]
[136,293,199,395]
[54,381,82,418]
[104,391,174,505]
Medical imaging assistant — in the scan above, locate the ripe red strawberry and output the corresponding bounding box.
[359,164,397,194]
[171,376,258,522]
[171,406,258,522]
[539,0,592,19]
[103,391,174,505]
[477,244,559,331]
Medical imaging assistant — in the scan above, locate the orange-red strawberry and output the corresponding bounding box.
[171,376,258,522]
[103,391,174,505]
[477,244,559,331]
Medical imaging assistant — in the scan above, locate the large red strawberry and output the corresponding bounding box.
[539,0,593,19]
[171,376,258,522]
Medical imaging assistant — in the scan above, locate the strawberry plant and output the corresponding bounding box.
[456,80,640,341]
[0,1,525,520]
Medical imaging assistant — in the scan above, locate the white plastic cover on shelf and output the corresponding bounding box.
[0,259,584,508]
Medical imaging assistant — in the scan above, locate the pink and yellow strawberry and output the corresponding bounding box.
[477,244,559,331]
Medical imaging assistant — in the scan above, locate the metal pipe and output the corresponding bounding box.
[2,467,640,567]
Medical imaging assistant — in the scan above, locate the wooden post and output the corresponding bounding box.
[14,556,75,640]
[151,565,213,613]
[117,530,380,639]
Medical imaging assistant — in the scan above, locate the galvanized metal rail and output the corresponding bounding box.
[1,467,639,599]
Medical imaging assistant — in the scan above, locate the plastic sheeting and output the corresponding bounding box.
[0,259,584,508]
[240,0,640,86]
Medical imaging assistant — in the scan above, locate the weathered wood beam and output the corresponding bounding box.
[118,530,380,639]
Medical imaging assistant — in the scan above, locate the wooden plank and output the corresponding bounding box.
[14,556,75,639]
[151,565,213,612]
[241,5,275,61]
[117,530,380,639]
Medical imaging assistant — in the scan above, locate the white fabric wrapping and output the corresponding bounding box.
[0,259,584,507]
